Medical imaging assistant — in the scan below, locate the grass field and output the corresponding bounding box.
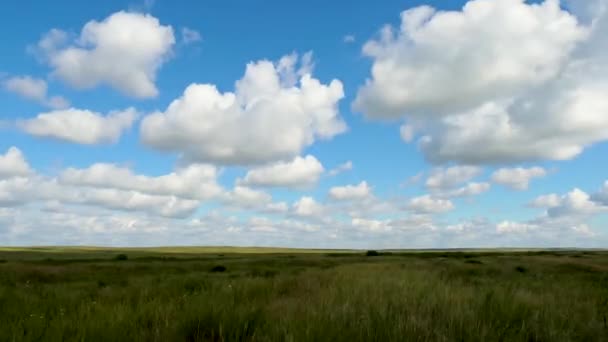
[1,248,607,341]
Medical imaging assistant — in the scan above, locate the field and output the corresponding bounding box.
[1,248,607,341]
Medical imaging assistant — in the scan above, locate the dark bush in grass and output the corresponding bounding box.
[366,250,380,257]
[0,259,6,264]
[515,266,527,273]
[210,265,226,273]
[465,259,483,264]
[114,254,128,261]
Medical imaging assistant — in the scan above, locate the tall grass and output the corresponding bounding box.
[1,250,607,341]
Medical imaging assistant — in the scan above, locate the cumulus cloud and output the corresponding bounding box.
[329,181,372,201]
[239,155,324,189]
[3,76,69,109]
[530,183,608,222]
[407,195,454,214]
[544,188,606,218]
[140,53,346,165]
[292,196,326,218]
[18,107,138,144]
[426,165,481,191]
[223,186,271,207]
[60,163,221,199]
[356,0,608,164]
[0,147,31,179]
[355,0,586,118]
[529,194,561,208]
[36,11,175,98]
[491,167,547,190]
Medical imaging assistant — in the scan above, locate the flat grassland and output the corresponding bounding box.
[1,247,607,341]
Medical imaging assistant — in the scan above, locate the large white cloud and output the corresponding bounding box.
[491,167,547,190]
[18,107,137,144]
[60,163,221,199]
[3,76,69,109]
[531,188,607,218]
[356,0,608,164]
[140,53,346,165]
[0,147,31,179]
[37,11,175,98]
[239,155,324,189]
[354,0,586,118]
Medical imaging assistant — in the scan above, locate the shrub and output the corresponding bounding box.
[115,254,128,261]
[210,265,227,273]
[465,259,483,264]
[515,266,527,273]
[366,250,380,257]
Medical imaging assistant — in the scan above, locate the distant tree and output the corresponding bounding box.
[115,254,128,261]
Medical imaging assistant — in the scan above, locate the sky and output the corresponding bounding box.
[1,0,607,248]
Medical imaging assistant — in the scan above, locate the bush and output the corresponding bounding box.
[515,266,527,273]
[210,265,227,273]
[115,254,128,261]
[366,250,380,257]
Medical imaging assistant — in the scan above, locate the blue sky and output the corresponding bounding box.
[1,0,607,248]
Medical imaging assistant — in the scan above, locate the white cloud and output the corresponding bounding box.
[329,181,372,201]
[492,167,547,190]
[351,218,391,233]
[545,188,606,218]
[343,35,356,43]
[37,11,175,98]
[0,175,200,218]
[531,187,607,218]
[444,182,491,198]
[239,155,324,189]
[355,0,587,118]
[328,161,353,176]
[356,0,608,164]
[292,196,325,218]
[529,194,561,208]
[426,165,481,190]
[496,221,537,234]
[181,27,202,44]
[140,53,346,165]
[223,186,271,206]
[60,163,221,200]
[0,147,31,179]
[407,195,454,214]
[3,76,69,109]
[18,107,138,144]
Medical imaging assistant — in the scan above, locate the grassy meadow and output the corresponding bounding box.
[1,247,607,341]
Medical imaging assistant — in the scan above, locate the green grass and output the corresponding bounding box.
[1,248,607,341]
